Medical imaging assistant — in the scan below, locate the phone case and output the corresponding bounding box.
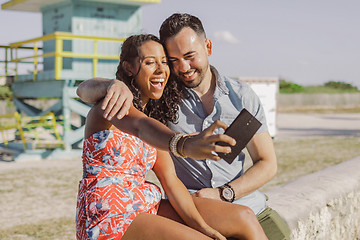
[216,108,262,164]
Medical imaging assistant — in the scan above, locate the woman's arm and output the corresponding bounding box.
[153,150,226,240]
[104,103,235,161]
[86,99,235,160]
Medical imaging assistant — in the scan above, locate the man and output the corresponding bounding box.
[77,13,290,240]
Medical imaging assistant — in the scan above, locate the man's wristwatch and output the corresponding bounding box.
[218,183,235,202]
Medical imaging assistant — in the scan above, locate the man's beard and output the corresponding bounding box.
[184,78,202,89]
[179,68,205,89]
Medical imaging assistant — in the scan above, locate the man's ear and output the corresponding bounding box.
[122,61,134,76]
[205,38,212,56]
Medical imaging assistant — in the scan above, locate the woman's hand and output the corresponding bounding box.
[183,120,236,160]
[196,224,226,240]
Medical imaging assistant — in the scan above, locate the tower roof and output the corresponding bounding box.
[1,0,160,12]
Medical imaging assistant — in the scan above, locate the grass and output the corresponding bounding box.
[261,136,360,191]
[1,136,360,239]
[0,217,75,240]
[0,159,82,240]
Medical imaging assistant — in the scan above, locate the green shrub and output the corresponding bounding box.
[324,81,358,91]
[0,85,12,100]
[279,79,303,93]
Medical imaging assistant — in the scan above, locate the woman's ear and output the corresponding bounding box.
[122,61,134,76]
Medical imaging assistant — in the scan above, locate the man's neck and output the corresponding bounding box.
[193,67,216,116]
[193,66,215,98]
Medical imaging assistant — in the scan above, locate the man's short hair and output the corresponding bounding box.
[159,13,206,44]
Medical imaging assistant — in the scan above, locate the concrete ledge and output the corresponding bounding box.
[265,156,360,239]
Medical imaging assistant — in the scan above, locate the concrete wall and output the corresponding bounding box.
[265,156,360,240]
[278,93,360,108]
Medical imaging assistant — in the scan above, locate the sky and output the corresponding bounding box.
[0,0,359,87]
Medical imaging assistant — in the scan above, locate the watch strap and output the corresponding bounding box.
[219,183,235,202]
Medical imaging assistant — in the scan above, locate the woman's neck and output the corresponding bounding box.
[140,97,148,111]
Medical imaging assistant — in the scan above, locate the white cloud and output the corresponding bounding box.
[212,30,240,44]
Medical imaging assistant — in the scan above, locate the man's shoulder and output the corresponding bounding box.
[221,75,253,95]
[211,66,250,92]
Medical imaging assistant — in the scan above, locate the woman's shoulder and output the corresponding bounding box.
[84,101,112,139]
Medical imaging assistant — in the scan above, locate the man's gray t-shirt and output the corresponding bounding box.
[167,66,268,215]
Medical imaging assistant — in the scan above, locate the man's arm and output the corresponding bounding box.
[231,131,277,198]
[77,78,133,120]
[193,131,277,201]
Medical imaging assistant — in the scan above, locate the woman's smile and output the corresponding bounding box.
[150,77,166,90]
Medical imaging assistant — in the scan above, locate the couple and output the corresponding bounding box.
[76,13,289,240]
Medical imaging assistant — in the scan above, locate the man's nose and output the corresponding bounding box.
[177,59,191,73]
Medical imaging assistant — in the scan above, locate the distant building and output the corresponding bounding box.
[237,77,279,138]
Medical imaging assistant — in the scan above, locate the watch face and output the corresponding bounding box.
[223,188,234,201]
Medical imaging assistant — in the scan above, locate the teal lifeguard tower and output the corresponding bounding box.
[1,0,160,160]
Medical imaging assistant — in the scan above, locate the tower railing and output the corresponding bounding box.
[0,45,42,79]
[2,32,125,81]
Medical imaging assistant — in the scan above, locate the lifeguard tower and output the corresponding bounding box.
[0,0,160,160]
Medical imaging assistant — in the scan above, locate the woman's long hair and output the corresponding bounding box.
[115,34,185,124]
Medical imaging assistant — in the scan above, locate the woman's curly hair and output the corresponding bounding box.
[115,34,185,124]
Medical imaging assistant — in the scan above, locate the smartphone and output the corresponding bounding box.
[216,108,262,164]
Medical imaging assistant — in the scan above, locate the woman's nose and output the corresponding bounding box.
[155,62,166,73]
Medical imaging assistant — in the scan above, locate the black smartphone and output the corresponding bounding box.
[216,108,262,164]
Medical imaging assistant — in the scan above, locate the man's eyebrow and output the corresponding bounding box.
[168,51,196,60]
[168,56,177,60]
[184,51,196,56]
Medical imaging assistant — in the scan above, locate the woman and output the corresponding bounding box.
[76,34,267,240]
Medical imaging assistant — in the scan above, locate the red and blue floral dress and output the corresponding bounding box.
[76,129,162,240]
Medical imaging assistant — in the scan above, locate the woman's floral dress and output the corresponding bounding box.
[76,129,162,240]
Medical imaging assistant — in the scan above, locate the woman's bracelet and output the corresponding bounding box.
[178,134,193,158]
[169,132,185,157]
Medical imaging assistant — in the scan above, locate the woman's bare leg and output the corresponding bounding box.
[122,213,213,240]
[157,197,267,240]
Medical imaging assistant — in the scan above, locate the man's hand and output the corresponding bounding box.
[192,188,221,201]
[77,78,133,120]
[102,80,133,120]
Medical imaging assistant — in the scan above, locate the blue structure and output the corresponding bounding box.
[1,0,160,160]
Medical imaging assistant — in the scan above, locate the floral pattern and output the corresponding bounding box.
[76,129,161,240]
